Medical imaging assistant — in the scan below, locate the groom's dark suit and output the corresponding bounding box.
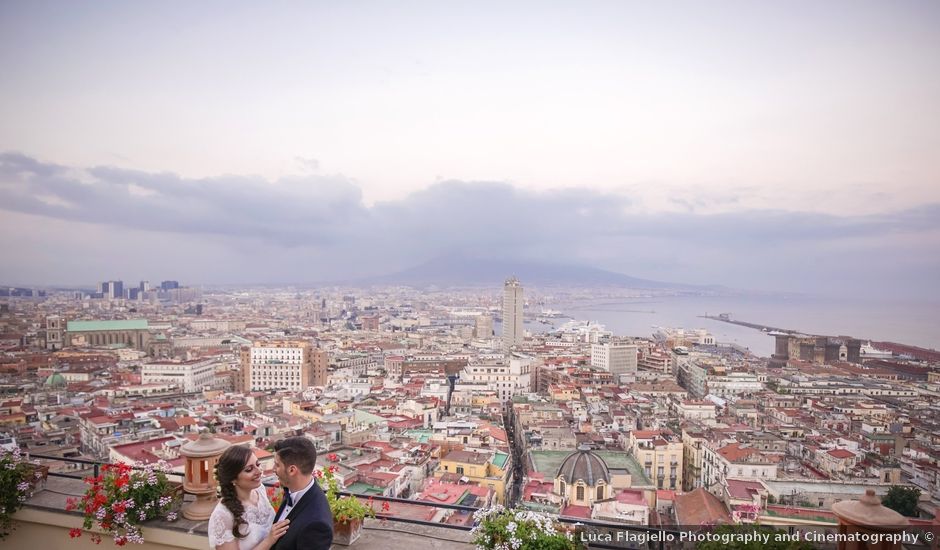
[272,482,333,550]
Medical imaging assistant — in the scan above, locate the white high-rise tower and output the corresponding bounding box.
[502,276,524,351]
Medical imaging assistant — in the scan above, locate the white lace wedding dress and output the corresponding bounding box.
[208,486,276,550]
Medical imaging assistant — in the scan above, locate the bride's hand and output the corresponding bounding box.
[267,519,290,543]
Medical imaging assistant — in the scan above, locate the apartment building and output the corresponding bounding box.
[701,442,778,496]
[591,340,638,381]
[141,358,216,393]
[629,430,683,490]
[437,449,512,504]
[456,355,533,402]
[239,340,327,392]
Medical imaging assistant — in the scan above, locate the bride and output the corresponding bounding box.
[209,445,290,550]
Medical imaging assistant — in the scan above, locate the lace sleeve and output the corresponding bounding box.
[208,504,236,549]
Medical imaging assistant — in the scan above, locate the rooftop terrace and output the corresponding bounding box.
[11,475,474,550]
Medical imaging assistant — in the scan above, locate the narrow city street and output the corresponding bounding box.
[503,406,525,506]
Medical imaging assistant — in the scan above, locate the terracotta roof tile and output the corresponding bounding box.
[674,488,731,525]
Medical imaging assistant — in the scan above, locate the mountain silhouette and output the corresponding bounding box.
[354,256,720,290]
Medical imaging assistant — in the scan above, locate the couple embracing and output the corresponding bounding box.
[208,437,333,550]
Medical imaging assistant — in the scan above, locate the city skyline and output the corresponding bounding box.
[3,280,936,521]
[1,2,938,299]
[1,252,938,535]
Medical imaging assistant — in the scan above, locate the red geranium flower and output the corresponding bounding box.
[71,460,177,546]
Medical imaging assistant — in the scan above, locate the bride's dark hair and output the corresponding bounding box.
[216,445,253,540]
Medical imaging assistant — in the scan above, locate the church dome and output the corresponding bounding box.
[44,372,66,388]
[556,445,610,485]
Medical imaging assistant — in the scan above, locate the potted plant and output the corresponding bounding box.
[317,456,376,545]
[471,505,582,550]
[66,461,180,546]
[0,446,44,539]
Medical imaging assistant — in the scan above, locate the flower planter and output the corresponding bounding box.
[2,449,48,539]
[318,464,374,545]
[68,462,181,545]
[333,518,363,546]
[471,507,581,550]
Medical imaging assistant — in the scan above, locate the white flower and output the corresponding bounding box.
[126,530,144,544]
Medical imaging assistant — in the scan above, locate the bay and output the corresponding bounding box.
[518,294,939,359]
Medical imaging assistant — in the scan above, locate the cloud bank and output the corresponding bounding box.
[0,152,937,297]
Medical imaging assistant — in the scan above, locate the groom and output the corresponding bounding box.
[271,436,334,550]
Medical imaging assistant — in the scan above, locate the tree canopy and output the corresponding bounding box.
[882,486,921,517]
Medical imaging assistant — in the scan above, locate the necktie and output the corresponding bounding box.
[276,488,293,522]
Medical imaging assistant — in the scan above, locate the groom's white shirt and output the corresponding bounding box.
[275,476,316,522]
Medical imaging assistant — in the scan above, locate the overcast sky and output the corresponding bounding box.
[0,1,938,297]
